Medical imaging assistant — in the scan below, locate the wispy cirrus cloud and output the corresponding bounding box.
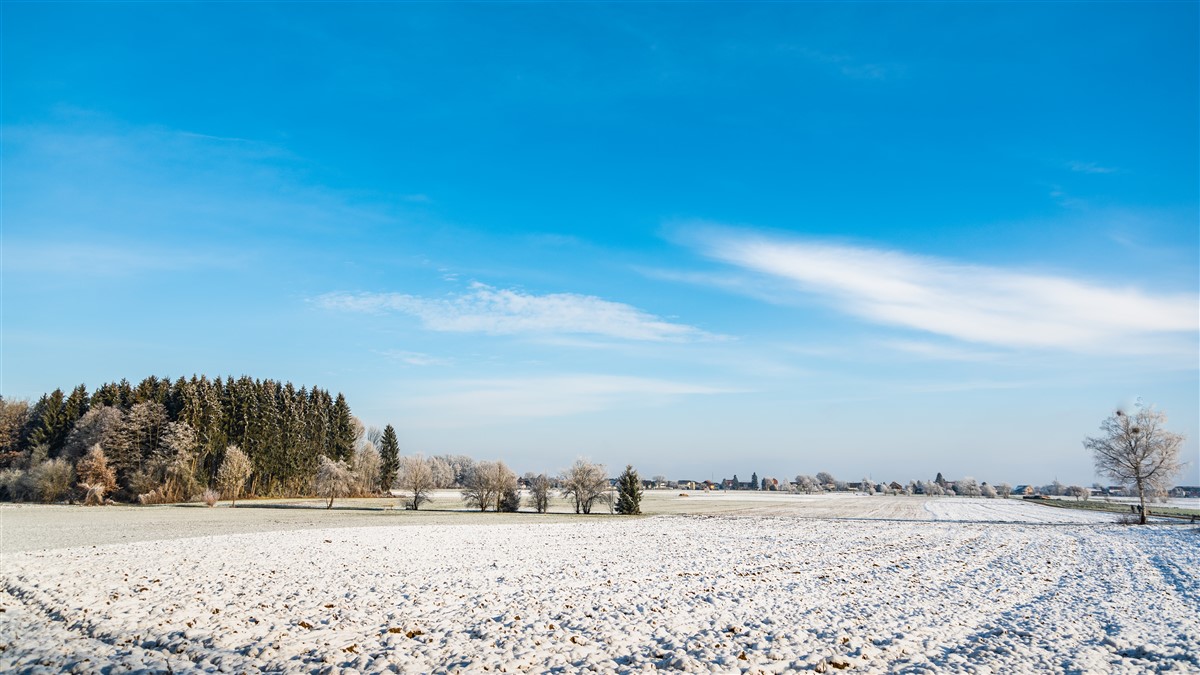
[685,228,1197,355]
[314,283,717,342]
[374,349,453,367]
[1067,160,1118,174]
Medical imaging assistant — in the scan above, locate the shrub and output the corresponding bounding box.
[202,488,220,507]
[77,444,117,506]
[0,467,32,501]
[31,459,75,503]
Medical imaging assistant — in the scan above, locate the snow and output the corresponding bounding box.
[2,502,1197,673]
[923,497,1119,523]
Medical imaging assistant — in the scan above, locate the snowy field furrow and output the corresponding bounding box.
[922,498,1118,523]
[2,514,1197,674]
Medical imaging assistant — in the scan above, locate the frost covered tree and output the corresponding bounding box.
[527,473,552,513]
[795,475,818,493]
[561,458,610,514]
[1084,403,1185,524]
[378,424,400,493]
[77,444,117,505]
[30,458,74,503]
[859,477,874,494]
[217,444,253,507]
[397,455,436,510]
[428,456,455,488]
[996,483,1012,498]
[615,465,643,515]
[1067,485,1089,501]
[957,478,981,497]
[816,472,835,488]
[315,455,356,509]
[352,441,382,496]
[980,483,997,499]
[460,460,516,512]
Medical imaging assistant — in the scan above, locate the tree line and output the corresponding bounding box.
[0,375,648,515]
[0,375,358,503]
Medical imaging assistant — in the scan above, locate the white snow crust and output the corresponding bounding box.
[3,513,1197,674]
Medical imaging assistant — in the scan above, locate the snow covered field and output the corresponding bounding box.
[2,499,1197,674]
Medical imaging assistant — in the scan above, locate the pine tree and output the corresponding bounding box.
[329,394,355,462]
[751,471,759,490]
[379,424,400,492]
[615,464,643,515]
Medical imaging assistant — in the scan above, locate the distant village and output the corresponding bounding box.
[589,471,1200,500]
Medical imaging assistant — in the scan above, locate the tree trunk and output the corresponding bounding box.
[327,495,334,509]
[1136,478,1147,525]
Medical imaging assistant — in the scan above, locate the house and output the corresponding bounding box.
[1013,485,1034,496]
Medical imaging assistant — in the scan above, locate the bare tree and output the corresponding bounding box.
[1084,402,1185,524]
[217,444,253,507]
[315,455,356,509]
[1067,485,1089,501]
[460,460,516,511]
[527,473,552,513]
[397,455,436,510]
[352,441,382,496]
[815,471,835,488]
[995,483,1012,498]
[62,406,124,462]
[561,458,610,514]
[428,456,455,488]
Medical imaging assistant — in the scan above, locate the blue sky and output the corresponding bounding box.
[3,2,1197,485]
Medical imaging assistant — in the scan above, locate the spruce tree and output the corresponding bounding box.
[329,393,356,461]
[379,424,400,492]
[751,471,759,490]
[615,464,642,515]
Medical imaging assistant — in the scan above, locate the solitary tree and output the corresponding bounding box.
[216,444,253,507]
[397,455,436,510]
[527,473,552,513]
[1084,402,1185,524]
[816,472,835,488]
[561,458,609,514]
[615,465,643,515]
[315,455,356,509]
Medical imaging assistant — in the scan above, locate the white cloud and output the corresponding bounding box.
[398,375,737,426]
[1067,161,1118,174]
[374,350,452,367]
[314,284,716,342]
[690,229,1198,354]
